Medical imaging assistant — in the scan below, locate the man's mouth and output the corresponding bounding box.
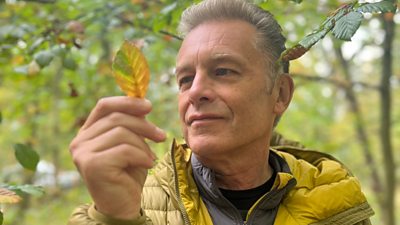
[187,114,223,125]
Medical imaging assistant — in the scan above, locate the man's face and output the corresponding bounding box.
[176,20,282,159]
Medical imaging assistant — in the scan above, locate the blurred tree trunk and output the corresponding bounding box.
[313,12,397,224]
[10,100,40,225]
[9,174,33,225]
[333,44,386,218]
[50,65,64,191]
[379,12,396,225]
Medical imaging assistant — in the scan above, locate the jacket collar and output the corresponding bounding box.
[191,149,297,224]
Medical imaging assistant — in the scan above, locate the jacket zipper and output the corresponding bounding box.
[171,150,191,225]
[245,178,296,225]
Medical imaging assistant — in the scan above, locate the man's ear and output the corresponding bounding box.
[273,73,294,115]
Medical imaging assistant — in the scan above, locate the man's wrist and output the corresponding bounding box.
[89,204,146,225]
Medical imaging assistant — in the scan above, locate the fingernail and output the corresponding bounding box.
[156,127,166,139]
[143,98,152,107]
[149,150,156,160]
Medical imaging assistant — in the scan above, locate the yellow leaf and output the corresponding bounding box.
[0,188,22,204]
[112,40,150,98]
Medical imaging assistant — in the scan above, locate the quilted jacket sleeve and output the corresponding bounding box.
[67,204,153,225]
[355,219,372,225]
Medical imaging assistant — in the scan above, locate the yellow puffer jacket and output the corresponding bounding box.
[68,140,374,225]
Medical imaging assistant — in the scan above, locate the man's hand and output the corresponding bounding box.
[69,96,166,220]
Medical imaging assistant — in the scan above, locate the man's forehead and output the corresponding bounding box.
[177,23,257,55]
[182,20,256,42]
[175,52,244,70]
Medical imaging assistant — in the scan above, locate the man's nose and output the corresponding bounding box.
[188,72,215,105]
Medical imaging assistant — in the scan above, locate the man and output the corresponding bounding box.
[68,0,374,224]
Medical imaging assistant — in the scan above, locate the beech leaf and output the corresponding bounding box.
[332,11,363,41]
[34,50,54,68]
[14,143,40,171]
[280,45,309,62]
[63,56,77,70]
[6,185,45,197]
[356,1,397,14]
[299,27,330,49]
[112,40,150,98]
[0,187,22,204]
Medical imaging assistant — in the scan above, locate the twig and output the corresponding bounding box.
[117,15,183,41]
[291,73,380,90]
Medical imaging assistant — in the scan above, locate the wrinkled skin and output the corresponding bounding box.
[176,20,293,189]
[69,97,166,219]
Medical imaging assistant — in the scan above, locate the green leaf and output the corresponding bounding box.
[299,28,330,49]
[289,0,302,3]
[328,5,351,28]
[332,11,363,41]
[356,1,396,14]
[14,65,29,75]
[6,185,45,197]
[51,45,67,57]
[13,143,40,171]
[63,56,77,70]
[0,211,3,225]
[152,17,167,32]
[34,50,54,68]
[0,111,2,124]
[28,37,45,53]
[298,5,349,49]
[160,2,177,15]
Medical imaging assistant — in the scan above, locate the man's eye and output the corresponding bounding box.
[178,76,194,88]
[215,68,231,76]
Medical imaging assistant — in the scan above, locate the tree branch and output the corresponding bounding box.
[290,73,380,90]
[117,15,183,41]
[23,0,56,3]
[379,11,396,225]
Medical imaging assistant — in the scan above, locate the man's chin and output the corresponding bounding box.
[187,136,227,156]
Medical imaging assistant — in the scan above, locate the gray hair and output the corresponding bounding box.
[178,0,289,76]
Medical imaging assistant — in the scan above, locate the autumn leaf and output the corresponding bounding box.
[280,45,309,62]
[112,40,150,98]
[0,187,22,204]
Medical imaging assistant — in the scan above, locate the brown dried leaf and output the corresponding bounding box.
[281,45,309,62]
[0,188,22,204]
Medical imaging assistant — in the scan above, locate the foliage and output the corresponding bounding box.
[3,185,44,198]
[280,0,397,61]
[1,144,43,225]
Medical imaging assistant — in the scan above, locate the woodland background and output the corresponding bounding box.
[0,0,399,224]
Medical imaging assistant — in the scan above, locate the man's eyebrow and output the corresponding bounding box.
[175,53,247,75]
[210,53,247,68]
[174,65,192,76]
